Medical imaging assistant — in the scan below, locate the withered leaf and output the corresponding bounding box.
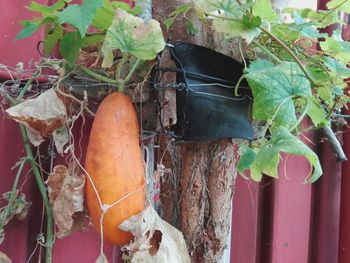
[0,251,11,263]
[120,206,190,263]
[0,192,31,227]
[52,126,69,155]
[6,88,68,147]
[47,164,86,238]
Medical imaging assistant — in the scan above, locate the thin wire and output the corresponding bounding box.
[187,82,250,90]
[187,87,252,101]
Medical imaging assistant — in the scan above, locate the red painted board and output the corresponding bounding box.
[0,0,47,68]
[231,176,261,263]
[309,140,342,263]
[269,155,313,263]
[339,107,350,263]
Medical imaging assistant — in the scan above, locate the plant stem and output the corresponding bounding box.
[115,54,128,83]
[259,27,319,87]
[124,59,141,84]
[290,98,310,132]
[19,124,53,263]
[252,40,282,63]
[116,56,141,93]
[0,158,27,230]
[322,126,347,162]
[321,0,348,21]
[78,66,118,85]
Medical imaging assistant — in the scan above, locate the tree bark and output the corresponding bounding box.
[153,1,241,262]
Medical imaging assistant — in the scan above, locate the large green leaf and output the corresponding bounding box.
[320,36,350,64]
[101,9,165,67]
[194,0,242,16]
[59,31,83,65]
[250,127,322,182]
[92,0,141,30]
[58,0,103,37]
[252,0,277,22]
[245,59,312,128]
[322,56,350,78]
[327,0,350,13]
[212,18,260,43]
[306,97,328,127]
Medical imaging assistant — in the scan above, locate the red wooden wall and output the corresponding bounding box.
[0,0,348,262]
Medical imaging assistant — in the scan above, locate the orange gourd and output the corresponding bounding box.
[85,92,145,246]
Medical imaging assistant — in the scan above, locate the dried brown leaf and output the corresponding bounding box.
[120,206,190,263]
[47,164,86,238]
[0,251,11,263]
[5,89,68,147]
[52,126,69,155]
[0,192,31,226]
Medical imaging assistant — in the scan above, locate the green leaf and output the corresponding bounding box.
[16,21,40,40]
[212,18,261,43]
[252,0,277,22]
[108,1,142,16]
[246,59,312,128]
[327,0,350,13]
[307,9,342,28]
[237,145,256,175]
[272,24,301,43]
[59,31,83,65]
[28,0,67,16]
[322,56,350,78]
[83,34,105,47]
[58,0,103,37]
[250,127,322,183]
[92,7,114,30]
[306,65,330,83]
[320,35,350,64]
[16,16,55,40]
[101,9,165,67]
[44,26,64,56]
[165,3,194,30]
[194,0,241,16]
[306,97,328,127]
[242,15,262,29]
[245,59,275,73]
[290,12,327,40]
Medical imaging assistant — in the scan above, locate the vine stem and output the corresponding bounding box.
[259,27,319,87]
[19,124,53,263]
[0,158,27,231]
[118,58,141,93]
[77,66,118,85]
[252,40,282,64]
[6,96,53,263]
[290,98,310,132]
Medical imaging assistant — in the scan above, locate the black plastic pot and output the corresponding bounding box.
[158,42,254,142]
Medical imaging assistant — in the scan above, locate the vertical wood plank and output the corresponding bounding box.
[269,156,313,263]
[231,176,262,263]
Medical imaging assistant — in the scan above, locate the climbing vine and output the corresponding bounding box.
[1,0,350,262]
[167,0,350,182]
